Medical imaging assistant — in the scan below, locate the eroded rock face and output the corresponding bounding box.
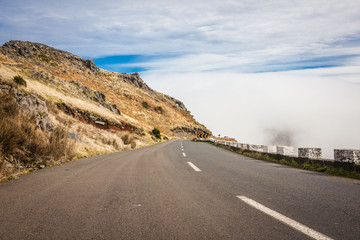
[1,40,99,73]
[170,126,207,135]
[0,84,54,132]
[60,102,140,135]
[122,73,150,90]
[14,92,54,132]
[163,95,189,113]
[69,81,121,115]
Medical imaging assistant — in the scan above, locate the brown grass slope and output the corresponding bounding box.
[0,40,209,181]
[0,40,209,136]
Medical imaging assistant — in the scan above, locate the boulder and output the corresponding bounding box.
[14,91,54,132]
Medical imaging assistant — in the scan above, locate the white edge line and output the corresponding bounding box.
[237,196,333,240]
[182,152,186,157]
[187,162,201,172]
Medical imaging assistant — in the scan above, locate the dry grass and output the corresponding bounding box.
[48,127,75,160]
[25,78,141,127]
[49,109,144,157]
[0,90,146,181]
[0,93,75,180]
[118,132,138,149]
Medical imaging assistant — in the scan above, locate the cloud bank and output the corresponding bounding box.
[143,66,360,159]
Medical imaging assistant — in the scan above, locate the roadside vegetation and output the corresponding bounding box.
[0,78,145,182]
[209,142,360,180]
[0,93,75,181]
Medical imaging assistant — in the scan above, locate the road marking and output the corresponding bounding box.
[237,196,333,240]
[182,152,187,157]
[187,162,201,172]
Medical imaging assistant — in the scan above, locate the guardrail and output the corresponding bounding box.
[209,138,360,165]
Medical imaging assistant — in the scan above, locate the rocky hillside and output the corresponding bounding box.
[0,40,209,181]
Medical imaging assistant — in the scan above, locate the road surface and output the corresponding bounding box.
[0,140,359,239]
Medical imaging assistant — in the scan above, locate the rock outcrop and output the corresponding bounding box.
[0,83,54,132]
[170,126,208,136]
[1,40,100,73]
[69,81,121,115]
[122,72,150,90]
[14,92,54,132]
[60,102,141,134]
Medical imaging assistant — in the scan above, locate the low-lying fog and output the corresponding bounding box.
[145,68,360,159]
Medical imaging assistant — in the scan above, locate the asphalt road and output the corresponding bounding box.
[1,140,359,239]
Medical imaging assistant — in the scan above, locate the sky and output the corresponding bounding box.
[1,0,360,158]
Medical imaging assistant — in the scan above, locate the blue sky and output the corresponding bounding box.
[1,0,360,74]
[1,0,360,158]
[93,55,151,73]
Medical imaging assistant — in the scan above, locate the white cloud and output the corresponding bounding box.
[143,66,360,159]
[1,0,360,59]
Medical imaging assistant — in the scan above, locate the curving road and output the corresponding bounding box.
[0,140,359,239]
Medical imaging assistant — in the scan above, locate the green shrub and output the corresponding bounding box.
[142,101,149,109]
[13,75,27,87]
[38,53,51,63]
[76,153,85,159]
[303,164,311,170]
[152,128,161,139]
[163,136,169,141]
[55,100,63,109]
[316,166,327,172]
[154,106,164,114]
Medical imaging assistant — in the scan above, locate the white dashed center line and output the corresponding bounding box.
[182,152,186,157]
[187,162,201,172]
[237,196,333,240]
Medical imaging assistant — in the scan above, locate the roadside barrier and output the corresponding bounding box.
[209,138,360,165]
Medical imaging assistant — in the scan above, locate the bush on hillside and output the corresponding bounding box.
[152,128,161,139]
[154,106,163,114]
[142,101,149,109]
[13,75,27,87]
